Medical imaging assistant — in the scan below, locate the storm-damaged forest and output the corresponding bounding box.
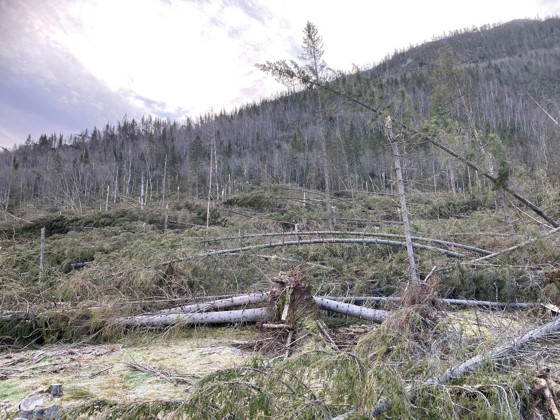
[1,17,560,419]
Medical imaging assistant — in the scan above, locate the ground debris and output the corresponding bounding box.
[126,359,199,386]
[331,324,375,350]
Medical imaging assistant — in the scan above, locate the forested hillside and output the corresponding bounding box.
[0,17,559,215]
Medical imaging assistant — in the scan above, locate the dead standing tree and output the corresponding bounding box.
[384,116,420,283]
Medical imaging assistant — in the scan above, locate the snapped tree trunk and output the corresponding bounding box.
[313,297,389,323]
[316,92,334,230]
[384,116,420,283]
[206,147,213,229]
[113,307,273,327]
[157,292,270,315]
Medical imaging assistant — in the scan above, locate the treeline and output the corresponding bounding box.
[0,18,559,214]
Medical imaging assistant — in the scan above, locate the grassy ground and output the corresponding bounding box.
[1,184,559,418]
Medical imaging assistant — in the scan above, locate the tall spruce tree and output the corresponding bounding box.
[258,21,334,229]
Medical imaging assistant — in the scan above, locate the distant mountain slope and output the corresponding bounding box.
[374,18,560,74]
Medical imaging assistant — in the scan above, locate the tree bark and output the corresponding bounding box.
[384,116,420,282]
[113,307,273,327]
[426,315,560,386]
[201,231,492,256]
[157,292,270,315]
[160,237,465,267]
[469,225,560,263]
[313,297,389,323]
[321,296,537,309]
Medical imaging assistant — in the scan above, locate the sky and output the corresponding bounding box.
[1,0,559,149]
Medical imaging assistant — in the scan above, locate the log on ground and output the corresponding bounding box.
[113,307,273,327]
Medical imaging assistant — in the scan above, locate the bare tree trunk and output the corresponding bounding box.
[499,191,519,242]
[105,185,109,211]
[159,237,465,266]
[206,148,213,229]
[113,307,273,327]
[113,167,118,203]
[470,225,560,263]
[317,93,334,230]
[313,297,389,323]
[384,116,420,283]
[140,173,145,210]
[157,292,269,315]
[162,154,167,208]
[426,315,560,386]
[39,226,45,281]
[201,231,491,255]
[323,295,537,309]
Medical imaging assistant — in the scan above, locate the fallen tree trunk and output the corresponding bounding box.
[336,314,560,419]
[313,297,389,323]
[114,297,390,328]
[427,315,560,385]
[199,231,491,255]
[322,296,537,309]
[157,292,269,315]
[469,226,560,263]
[161,237,465,266]
[112,307,273,327]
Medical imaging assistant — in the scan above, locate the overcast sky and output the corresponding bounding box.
[1,0,558,149]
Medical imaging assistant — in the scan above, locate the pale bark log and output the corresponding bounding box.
[385,117,420,283]
[469,226,560,263]
[426,315,560,386]
[161,237,465,266]
[338,314,560,419]
[201,231,491,255]
[313,297,389,323]
[156,292,270,315]
[113,307,273,327]
[321,296,537,309]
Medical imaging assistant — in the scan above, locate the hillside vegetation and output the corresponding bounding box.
[1,17,560,419]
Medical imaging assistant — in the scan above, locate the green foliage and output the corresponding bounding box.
[223,190,283,212]
[418,195,483,219]
[183,351,368,418]
[182,200,223,226]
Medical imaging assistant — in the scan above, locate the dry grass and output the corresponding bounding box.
[0,328,255,417]
[1,185,559,417]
